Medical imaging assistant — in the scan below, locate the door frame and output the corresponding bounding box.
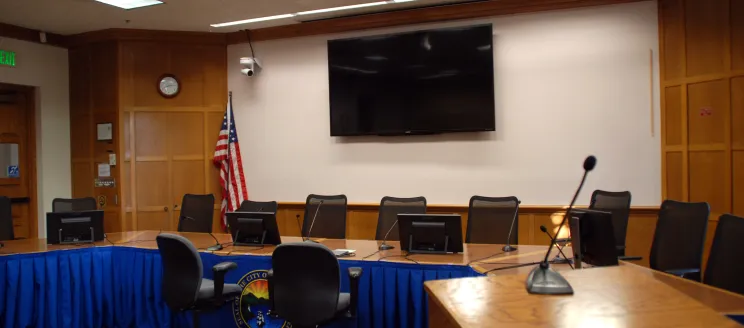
[0,83,38,238]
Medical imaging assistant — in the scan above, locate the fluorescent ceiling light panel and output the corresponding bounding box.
[210,14,296,27]
[95,0,163,9]
[211,0,417,28]
[296,2,388,15]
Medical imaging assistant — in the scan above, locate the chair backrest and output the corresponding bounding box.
[650,200,709,273]
[178,194,215,233]
[239,200,278,213]
[155,233,203,310]
[302,194,347,239]
[375,196,427,240]
[272,242,341,326]
[704,214,744,295]
[0,196,13,240]
[52,197,97,213]
[589,190,632,255]
[466,196,520,244]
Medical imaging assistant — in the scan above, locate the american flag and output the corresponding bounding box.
[213,94,248,231]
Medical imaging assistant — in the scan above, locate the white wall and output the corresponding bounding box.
[227,1,661,206]
[0,37,70,236]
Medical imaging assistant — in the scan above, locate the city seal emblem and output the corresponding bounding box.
[232,270,292,328]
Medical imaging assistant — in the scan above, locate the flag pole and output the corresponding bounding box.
[225,91,233,231]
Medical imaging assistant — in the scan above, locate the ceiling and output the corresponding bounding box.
[0,0,473,35]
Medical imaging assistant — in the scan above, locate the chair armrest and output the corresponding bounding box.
[267,269,277,317]
[212,261,238,304]
[348,267,363,317]
[665,268,701,281]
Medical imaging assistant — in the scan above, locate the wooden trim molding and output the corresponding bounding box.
[65,28,227,48]
[226,0,646,44]
[0,22,68,48]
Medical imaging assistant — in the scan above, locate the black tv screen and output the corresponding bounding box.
[328,24,495,136]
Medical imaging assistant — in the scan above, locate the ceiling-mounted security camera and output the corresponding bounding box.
[240,57,262,77]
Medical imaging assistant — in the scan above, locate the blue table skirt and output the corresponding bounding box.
[0,246,482,328]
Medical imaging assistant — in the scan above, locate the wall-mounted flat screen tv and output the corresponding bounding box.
[328,24,495,136]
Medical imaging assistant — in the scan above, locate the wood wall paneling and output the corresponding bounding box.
[732,77,744,149]
[664,86,683,145]
[118,41,227,231]
[689,151,729,218]
[687,80,727,146]
[732,1,744,71]
[733,151,744,216]
[684,0,728,77]
[0,22,67,48]
[68,42,122,232]
[660,0,741,218]
[661,0,685,80]
[664,152,685,201]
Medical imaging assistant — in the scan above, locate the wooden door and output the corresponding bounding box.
[0,85,36,238]
[168,112,207,229]
[134,112,171,231]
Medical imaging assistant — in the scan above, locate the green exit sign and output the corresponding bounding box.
[0,50,16,67]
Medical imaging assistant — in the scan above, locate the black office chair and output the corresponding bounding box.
[589,190,632,256]
[268,242,362,328]
[52,197,97,212]
[178,194,215,233]
[704,214,744,295]
[155,233,241,328]
[375,196,427,241]
[0,196,13,241]
[239,200,278,213]
[302,194,347,239]
[649,200,709,281]
[466,196,520,244]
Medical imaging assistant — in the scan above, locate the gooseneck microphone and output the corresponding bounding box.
[295,214,305,241]
[207,232,224,251]
[539,225,573,270]
[502,200,521,252]
[525,155,596,295]
[304,200,324,243]
[379,219,399,251]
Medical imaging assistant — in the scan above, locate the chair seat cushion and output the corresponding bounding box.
[197,279,242,301]
[336,293,350,313]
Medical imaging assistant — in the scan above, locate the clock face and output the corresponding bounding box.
[158,75,180,97]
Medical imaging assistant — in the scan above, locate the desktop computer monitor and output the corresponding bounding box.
[397,214,464,254]
[569,209,618,267]
[46,210,104,244]
[226,212,281,246]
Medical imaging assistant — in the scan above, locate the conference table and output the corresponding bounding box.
[1,231,742,328]
[427,253,744,327]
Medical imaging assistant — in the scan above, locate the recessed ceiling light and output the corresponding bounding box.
[95,0,163,10]
[296,2,388,16]
[210,0,418,28]
[210,14,296,28]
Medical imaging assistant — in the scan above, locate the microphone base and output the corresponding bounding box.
[379,243,395,251]
[502,244,517,252]
[207,244,223,252]
[525,263,574,295]
[304,239,319,243]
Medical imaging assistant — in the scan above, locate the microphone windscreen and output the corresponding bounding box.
[583,155,597,171]
[540,225,548,233]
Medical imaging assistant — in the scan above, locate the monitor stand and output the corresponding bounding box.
[233,229,267,246]
[407,234,450,254]
[58,227,95,244]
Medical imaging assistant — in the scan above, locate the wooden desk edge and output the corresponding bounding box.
[425,280,470,328]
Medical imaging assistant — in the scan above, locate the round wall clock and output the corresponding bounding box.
[157,74,180,98]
